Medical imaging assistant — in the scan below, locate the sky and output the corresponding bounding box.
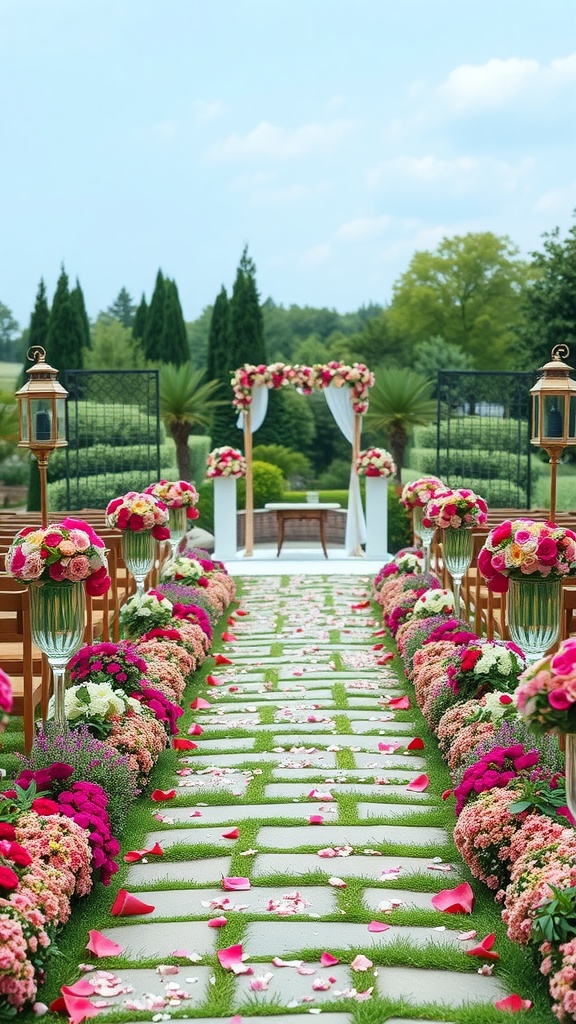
[1,0,575,328]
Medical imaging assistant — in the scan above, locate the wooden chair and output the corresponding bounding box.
[0,587,44,752]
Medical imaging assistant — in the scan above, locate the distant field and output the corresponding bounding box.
[0,362,21,393]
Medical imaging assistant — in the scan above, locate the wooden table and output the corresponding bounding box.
[265,503,341,558]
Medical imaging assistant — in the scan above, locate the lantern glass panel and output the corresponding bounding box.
[56,398,67,441]
[543,394,565,440]
[19,401,29,443]
[30,399,53,443]
[570,395,576,442]
[532,394,540,440]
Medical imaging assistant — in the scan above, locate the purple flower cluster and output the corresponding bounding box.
[454,744,540,816]
[56,781,120,885]
[132,683,183,735]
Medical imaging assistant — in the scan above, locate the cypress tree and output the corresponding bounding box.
[206,286,230,382]
[142,270,166,363]
[106,287,136,329]
[230,246,266,365]
[132,294,148,341]
[17,279,50,389]
[70,279,91,351]
[46,268,84,371]
[161,279,189,366]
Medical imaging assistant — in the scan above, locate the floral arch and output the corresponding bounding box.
[230,361,375,556]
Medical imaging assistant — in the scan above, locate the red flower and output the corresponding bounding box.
[5,841,32,866]
[129,513,145,532]
[0,865,19,890]
[31,797,60,815]
[460,648,482,672]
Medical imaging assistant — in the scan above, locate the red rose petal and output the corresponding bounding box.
[372,643,384,650]
[221,632,237,642]
[441,789,453,800]
[188,724,203,735]
[431,882,474,914]
[85,930,124,957]
[222,828,239,839]
[151,789,176,801]
[372,627,387,636]
[494,994,532,1012]
[214,654,232,665]
[60,989,102,1024]
[110,889,155,916]
[406,774,429,792]
[173,738,197,750]
[388,695,410,709]
[49,998,66,1015]
[190,697,211,709]
[466,931,499,960]
[406,737,424,750]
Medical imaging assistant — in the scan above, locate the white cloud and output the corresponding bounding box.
[194,99,226,122]
[534,179,576,214]
[207,119,354,161]
[336,214,391,242]
[301,243,332,267]
[367,154,533,193]
[438,52,576,112]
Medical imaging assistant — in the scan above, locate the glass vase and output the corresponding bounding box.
[507,575,562,665]
[168,507,187,559]
[443,526,474,617]
[413,504,436,574]
[29,581,86,734]
[123,529,155,597]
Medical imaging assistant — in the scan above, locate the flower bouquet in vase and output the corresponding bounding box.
[401,476,444,572]
[5,518,111,733]
[106,492,170,596]
[515,637,576,819]
[423,487,488,615]
[479,519,576,663]
[145,480,199,557]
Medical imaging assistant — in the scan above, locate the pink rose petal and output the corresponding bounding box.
[60,989,102,1024]
[388,695,410,709]
[309,815,324,824]
[222,828,240,839]
[406,774,429,792]
[85,931,124,958]
[63,981,95,997]
[431,882,475,914]
[367,921,390,932]
[328,876,347,887]
[217,943,252,974]
[222,876,251,890]
[351,954,373,971]
[320,952,340,967]
[494,994,532,1012]
[208,916,228,927]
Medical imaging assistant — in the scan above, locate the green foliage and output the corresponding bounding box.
[161,279,189,366]
[413,336,475,382]
[196,480,214,533]
[132,293,148,340]
[413,417,531,455]
[46,267,85,371]
[0,454,28,485]
[317,457,352,489]
[253,387,317,455]
[47,441,173,483]
[387,231,529,370]
[531,885,576,946]
[517,214,576,367]
[261,297,383,363]
[160,363,222,479]
[237,460,285,508]
[48,470,162,510]
[365,366,436,479]
[105,287,136,329]
[231,246,266,366]
[0,300,20,361]
[70,279,91,350]
[206,286,229,383]
[142,269,166,362]
[187,304,213,372]
[410,446,538,487]
[252,443,312,483]
[85,318,146,370]
[64,404,165,448]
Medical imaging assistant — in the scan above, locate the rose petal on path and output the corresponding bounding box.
[320,952,339,967]
[188,724,203,735]
[208,917,228,927]
[214,655,233,665]
[466,933,499,960]
[111,889,155,916]
[272,957,303,967]
[388,695,410,709]
[221,632,237,642]
[372,627,387,636]
[378,741,402,753]
[60,989,102,1024]
[431,882,474,914]
[217,943,253,974]
[222,828,239,839]
[222,877,251,890]
[309,815,324,824]
[190,697,212,709]
[494,995,532,1012]
[63,981,95,997]
[173,739,197,750]
[351,954,373,971]
[328,877,347,887]
[368,921,390,932]
[406,774,429,792]
[151,789,176,802]
[85,930,124,957]
[458,930,477,941]
[372,643,384,650]
[406,737,424,750]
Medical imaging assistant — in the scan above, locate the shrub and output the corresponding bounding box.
[48,442,174,483]
[65,403,166,448]
[413,418,530,455]
[196,481,214,533]
[410,447,538,487]
[47,471,167,509]
[317,458,352,489]
[253,443,312,484]
[237,461,285,508]
[0,455,28,485]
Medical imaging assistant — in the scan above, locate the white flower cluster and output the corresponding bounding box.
[413,587,455,617]
[160,556,203,583]
[120,591,172,621]
[482,690,515,720]
[474,645,515,676]
[62,682,142,723]
[396,552,423,575]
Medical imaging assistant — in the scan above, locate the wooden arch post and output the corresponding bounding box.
[351,411,363,557]
[243,407,254,557]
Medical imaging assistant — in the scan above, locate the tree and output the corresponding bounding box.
[516,215,576,368]
[85,318,146,370]
[46,268,85,372]
[387,232,529,370]
[206,287,230,383]
[17,280,49,389]
[142,270,166,362]
[159,363,223,480]
[364,367,437,481]
[0,302,20,361]
[230,246,266,365]
[161,279,189,366]
[106,287,136,329]
[132,294,148,341]
[187,304,213,372]
[70,279,91,350]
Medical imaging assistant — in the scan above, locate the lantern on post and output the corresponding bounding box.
[16,347,68,527]
[530,344,576,522]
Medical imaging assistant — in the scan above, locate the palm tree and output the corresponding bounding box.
[159,364,224,480]
[365,367,437,482]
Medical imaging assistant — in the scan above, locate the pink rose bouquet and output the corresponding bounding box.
[478,518,576,594]
[515,638,576,734]
[0,667,12,720]
[105,491,170,539]
[144,479,199,520]
[5,519,111,597]
[422,487,488,530]
[206,446,246,478]
[356,447,396,477]
[401,476,444,509]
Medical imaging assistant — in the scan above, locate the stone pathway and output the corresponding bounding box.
[77,575,511,1022]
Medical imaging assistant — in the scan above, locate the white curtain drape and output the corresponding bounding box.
[323,383,366,555]
[236,384,269,432]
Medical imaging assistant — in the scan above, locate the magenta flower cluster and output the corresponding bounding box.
[69,641,148,691]
[56,781,120,886]
[454,744,540,816]
[131,683,183,735]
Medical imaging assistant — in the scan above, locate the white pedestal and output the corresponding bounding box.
[213,476,238,561]
[365,475,389,559]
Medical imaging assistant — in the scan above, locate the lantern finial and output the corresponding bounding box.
[551,343,571,363]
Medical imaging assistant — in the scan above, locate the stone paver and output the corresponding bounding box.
[245,920,462,956]
[265,783,432,802]
[252,853,459,880]
[187,751,338,767]
[126,856,231,887]
[255,824,448,849]
[100,921,215,958]
[95,967,213,1015]
[119,885,336,919]
[375,965,506,1006]
[234,962,353,1004]
[164,803,341,825]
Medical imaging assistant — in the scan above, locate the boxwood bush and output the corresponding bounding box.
[413,418,531,455]
[410,447,539,487]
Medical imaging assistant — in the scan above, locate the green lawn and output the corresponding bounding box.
[0,361,21,393]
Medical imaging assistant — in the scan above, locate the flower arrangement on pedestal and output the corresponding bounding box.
[144,479,199,518]
[105,492,170,538]
[355,447,396,477]
[206,446,246,478]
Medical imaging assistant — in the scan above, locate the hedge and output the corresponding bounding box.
[413,418,531,455]
[410,447,540,488]
[64,404,166,449]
